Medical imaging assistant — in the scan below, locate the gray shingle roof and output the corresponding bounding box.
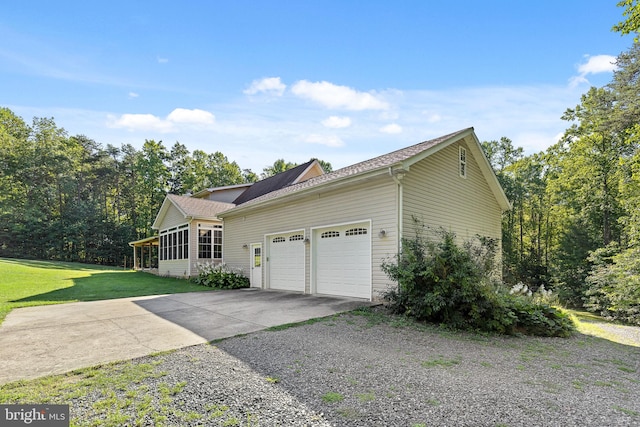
[233,159,317,205]
[167,194,235,219]
[222,128,471,213]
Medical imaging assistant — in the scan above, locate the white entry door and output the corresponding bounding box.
[250,243,262,288]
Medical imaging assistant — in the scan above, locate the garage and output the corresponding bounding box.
[313,221,372,299]
[267,231,305,292]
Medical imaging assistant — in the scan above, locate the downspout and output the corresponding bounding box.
[186,217,193,277]
[389,167,406,252]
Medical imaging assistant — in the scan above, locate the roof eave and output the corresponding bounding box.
[465,132,512,211]
[218,166,393,218]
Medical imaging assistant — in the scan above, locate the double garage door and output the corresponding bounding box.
[267,222,371,299]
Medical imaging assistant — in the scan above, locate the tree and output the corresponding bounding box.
[261,159,297,178]
[168,142,191,194]
[613,0,640,41]
[560,87,631,247]
[317,159,333,173]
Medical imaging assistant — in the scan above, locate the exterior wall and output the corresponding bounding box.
[201,187,247,203]
[156,201,224,277]
[222,176,399,299]
[402,139,502,246]
[157,203,189,277]
[160,203,188,229]
[189,220,224,276]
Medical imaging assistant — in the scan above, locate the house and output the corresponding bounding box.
[148,159,324,277]
[217,127,510,300]
[147,127,510,300]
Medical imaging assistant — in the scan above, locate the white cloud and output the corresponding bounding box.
[303,134,345,147]
[167,108,215,124]
[379,123,403,134]
[157,56,169,64]
[109,113,175,132]
[578,54,617,74]
[244,77,286,96]
[108,108,215,132]
[41,81,589,174]
[422,112,442,123]
[570,54,617,87]
[291,80,389,110]
[128,92,139,99]
[322,116,352,128]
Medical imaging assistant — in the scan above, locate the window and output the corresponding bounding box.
[272,237,286,243]
[198,224,222,259]
[159,224,189,261]
[321,231,340,238]
[345,228,367,236]
[289,234,304,241]
[183,229,189,259]
[198,229,211,258]
[459,146,467,178]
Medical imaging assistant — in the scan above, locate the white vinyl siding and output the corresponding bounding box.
[403,140,502,243]
[222,137,504,299]
[158,203,187,229]
[222,176,398,299]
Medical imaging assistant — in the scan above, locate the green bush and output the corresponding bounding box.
[192,262,250,289]
[584,244,640,325]
[381,224,574,337]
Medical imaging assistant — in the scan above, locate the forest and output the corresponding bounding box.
[1,2,639,321]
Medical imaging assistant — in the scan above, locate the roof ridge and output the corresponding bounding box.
[222,128,471,212]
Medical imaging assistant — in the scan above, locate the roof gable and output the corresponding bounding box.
[232,159,322,205]
[152,194,235,229]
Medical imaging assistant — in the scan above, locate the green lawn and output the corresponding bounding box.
[0,258,210,324]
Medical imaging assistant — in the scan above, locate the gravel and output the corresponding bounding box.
[70,308,640,426]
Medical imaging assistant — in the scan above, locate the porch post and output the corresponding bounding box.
[133,245,138,270]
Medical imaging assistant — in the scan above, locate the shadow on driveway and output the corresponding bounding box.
[0,289,370,384]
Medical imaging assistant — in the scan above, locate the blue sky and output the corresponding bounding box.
[1,1,634,172]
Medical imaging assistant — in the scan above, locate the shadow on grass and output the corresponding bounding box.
[0,257,116,271]
[11,272,209,304]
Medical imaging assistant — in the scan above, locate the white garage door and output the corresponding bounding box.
[268,231,305,292]
[314,222,371,299]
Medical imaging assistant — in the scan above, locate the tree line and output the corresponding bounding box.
[483,17,640,320]
[0,110,330,266]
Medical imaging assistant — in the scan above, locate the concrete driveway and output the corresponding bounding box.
[0,289,368,384]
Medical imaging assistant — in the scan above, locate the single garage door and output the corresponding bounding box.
[314,222,371,299]
[267,231,305,292]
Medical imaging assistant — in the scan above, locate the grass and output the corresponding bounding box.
[565,309,640,347]
[421,356,460,368]
[0,257,210,324]
[0,361,175,426]
[321,391,344,403]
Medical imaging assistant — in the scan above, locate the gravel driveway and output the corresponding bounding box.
[64,308,640,426]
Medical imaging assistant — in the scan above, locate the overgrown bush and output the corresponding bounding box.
[381,224,574,337]
[192,262,250,289]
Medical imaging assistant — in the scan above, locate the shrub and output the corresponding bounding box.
[382,223,574,337]
[584,244,640,325]
[192,262,250,289]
